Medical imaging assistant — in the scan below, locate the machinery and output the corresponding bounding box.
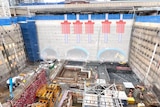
[39,59,57,70]
[6,73,25,89]
[28,83,61,107]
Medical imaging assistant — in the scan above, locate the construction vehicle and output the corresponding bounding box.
[28,83,61,107]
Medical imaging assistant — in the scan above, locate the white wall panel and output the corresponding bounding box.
[36,19,133,62]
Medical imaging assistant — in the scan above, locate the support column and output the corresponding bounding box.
[0,0,11,17]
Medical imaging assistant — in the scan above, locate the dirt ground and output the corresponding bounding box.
[0,83,9,103]
[62,70,78,78]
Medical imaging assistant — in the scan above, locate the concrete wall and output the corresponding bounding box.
[129,22,160,89]
[0,0,10,17]
[36,19,133,62]
[0,24,26,83]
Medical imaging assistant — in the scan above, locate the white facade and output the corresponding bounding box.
[0,0,10,17]
[36,19,133,62]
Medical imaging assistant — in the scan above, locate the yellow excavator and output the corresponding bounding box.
[28,83,61,107]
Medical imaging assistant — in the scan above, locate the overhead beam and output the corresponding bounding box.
[10,1,160,15]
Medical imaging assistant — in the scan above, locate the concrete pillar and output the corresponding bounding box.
[0,0,11,17]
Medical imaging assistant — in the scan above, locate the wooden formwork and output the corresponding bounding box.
[129,22,160,88]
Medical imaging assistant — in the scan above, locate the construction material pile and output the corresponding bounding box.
[12,70,47,107]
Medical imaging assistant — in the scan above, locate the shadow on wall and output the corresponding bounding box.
[66,47,89,61]
[41,48,58,60]
[97,48,127,63]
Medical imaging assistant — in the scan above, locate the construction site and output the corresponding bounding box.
[0,0,160,107]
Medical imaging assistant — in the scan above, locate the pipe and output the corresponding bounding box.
[88,14,91,20]
[76,14,79,20]
[9,78,13,99]
[144,42,158,84]
[120,13,123,20]
[64,14,67,20]
[96,28,101,60]
[104,13,109,43]
[105,13,108,20]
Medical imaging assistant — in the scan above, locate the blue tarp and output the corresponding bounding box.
[0,18,11,25]
[19,2,65,6]
[135,15,160,23]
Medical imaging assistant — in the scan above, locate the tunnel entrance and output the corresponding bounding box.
[66,47,89,61]
[41,48,57,60]
[97,48,127,64]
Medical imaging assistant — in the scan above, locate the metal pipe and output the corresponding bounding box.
[76,14,79,20]
[64,14,67,20]
[97,28,101,60]
[88,14,91,20]
[144,42,158,84]
[105,13,108,20]
[120,13,123,20]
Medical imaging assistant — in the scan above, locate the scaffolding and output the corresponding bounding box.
[83,82,123,107]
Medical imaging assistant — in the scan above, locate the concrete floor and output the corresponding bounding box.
[62,70,78,78]
[108,69,140,84]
